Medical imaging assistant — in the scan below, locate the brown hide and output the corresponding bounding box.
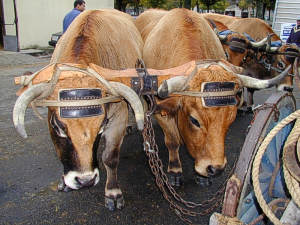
[143,8,226,69]
[223,32,250,66]
[15,61,197,94]
[50,9,142,175]
[203,16,250,67]
[143,8,238,177]
[18,9,144,191]
[203,13,236,27]
[156,65,240,176]
[228,18,280,41]
[47,74,108,171]
[274,44,300,91]
[203,13,280,41]
[52,9,143,69]
[204,13,292,98]
[135,9,167,42]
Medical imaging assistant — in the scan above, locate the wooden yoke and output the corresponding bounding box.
[14,61,197,96]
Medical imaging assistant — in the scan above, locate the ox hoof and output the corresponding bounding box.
[194,175,212,187]
[105,196,125,211]
[168,173,183,187]
[57,177,73,192]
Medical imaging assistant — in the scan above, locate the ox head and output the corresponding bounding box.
[156,61,291,177]
[218,32,269,67]
[238,35,299,94]
[267,43,300,92]
[13,64,144,191]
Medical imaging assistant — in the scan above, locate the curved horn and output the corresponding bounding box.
[217,33,227,41]
[158,76,188,98]
[109,82,144,131]
[13,83,51,138]
[236,64,292,89]
[249,36,268,48]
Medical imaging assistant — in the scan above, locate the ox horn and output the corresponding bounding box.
[249,36,268,48]
[13,83,51,138]
[109,82,144,131]
[217,32,227,41]
[158,76,188,98]
[236,64,292,89]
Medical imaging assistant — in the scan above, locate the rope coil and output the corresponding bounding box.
[252,109,300,225]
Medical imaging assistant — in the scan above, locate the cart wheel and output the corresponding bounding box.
[221,92,296,224]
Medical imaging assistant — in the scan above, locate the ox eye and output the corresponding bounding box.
[277,61,285,70]
[189,116,200,128]
[224,50,229,60]
[50,113,67,138]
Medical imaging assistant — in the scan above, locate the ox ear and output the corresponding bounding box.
[156,97,182,117]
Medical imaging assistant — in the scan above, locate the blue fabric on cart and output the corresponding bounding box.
[238,104,294,225]
[271,40,282,47]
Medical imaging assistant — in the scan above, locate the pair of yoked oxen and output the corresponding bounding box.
[13,8,300,210]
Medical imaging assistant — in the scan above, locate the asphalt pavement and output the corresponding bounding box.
[1,50,300,225]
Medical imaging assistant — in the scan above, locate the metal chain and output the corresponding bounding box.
[142,94,237,224]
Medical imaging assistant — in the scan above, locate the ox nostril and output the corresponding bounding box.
[206,165,223,177]
[207,165,216,176]
[75,174,97,187]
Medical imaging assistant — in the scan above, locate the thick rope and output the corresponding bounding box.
[283,164,300,208]
[282,118,300,208]
[252,109,300,225]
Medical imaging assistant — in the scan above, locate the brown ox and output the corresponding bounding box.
[203,13,299,108]
[203,13,280,41]
[203,16,268,67]
[135,9,167,42]
[137,10,266,70]
[228,18,300,106]
[143,8,290,186]
[13,9,144,211]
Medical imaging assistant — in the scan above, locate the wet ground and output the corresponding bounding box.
[1,51,300,225]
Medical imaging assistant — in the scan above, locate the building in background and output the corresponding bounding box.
[272,0,300,42]
[0,0,113,51]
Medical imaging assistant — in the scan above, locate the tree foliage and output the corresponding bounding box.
[115,0,228,12]
[212,0,229,12]
[115,0,128,11]
[238,0,250,11]
[140,0,169,8]
[199,0,222,12]
[183,0,191,9]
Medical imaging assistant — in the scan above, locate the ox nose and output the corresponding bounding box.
[206,165,223,177]
[75,174,97,188]
[283,86,293,92]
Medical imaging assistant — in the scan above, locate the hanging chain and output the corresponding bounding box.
[142,94,237,224]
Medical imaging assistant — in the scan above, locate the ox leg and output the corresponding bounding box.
[247,88,255,111]
[155,114,183,187]
[238,88,254,113]
[102,102,127,211]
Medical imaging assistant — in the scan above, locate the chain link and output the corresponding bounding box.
[142,94,237,224]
